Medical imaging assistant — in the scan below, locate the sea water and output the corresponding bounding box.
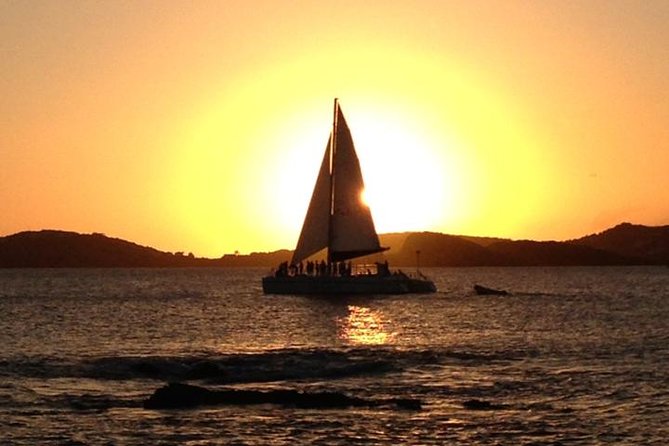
[0,267,667,445]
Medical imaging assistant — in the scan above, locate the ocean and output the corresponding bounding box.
[0,266,667,445]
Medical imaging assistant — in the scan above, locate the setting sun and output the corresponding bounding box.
[343,108,445,230]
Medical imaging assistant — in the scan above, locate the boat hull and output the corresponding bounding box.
[262,274,436,295]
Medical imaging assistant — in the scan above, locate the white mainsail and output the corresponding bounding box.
[329,107,385,261]
[291,101,386,264]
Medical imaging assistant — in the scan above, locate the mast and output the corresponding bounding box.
[327,98,339,263]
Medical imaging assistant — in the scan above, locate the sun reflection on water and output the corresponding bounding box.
[337,305,396,345]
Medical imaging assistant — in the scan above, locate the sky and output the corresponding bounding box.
[2,0,668,257]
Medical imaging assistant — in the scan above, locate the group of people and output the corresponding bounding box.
[273,260,391,278]
[274,260,353,278]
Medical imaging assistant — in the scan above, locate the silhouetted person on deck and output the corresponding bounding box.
[275,261,289,277]
[378,260,389,276]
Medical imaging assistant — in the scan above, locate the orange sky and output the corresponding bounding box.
[2,0,668,257]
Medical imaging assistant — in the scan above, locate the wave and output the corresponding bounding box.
[0,346,532,384]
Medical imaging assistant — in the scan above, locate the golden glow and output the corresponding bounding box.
[337,306,395,346]
[2,2,668,256]
[360,190,369,207]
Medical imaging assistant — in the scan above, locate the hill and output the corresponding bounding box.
[573,222,669,264]
[382,224,669,266]
[483,240,630,266]
[381,232,631,267]
[0,223,667,267]
[386,232,503,266]
[0,230,294,268]
[0,230,213,268]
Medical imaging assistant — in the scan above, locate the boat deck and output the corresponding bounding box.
[262,273,436,295]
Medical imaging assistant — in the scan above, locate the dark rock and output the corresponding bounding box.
[473,284,509,296]
[143,382,421,411]
[144,382,215,409]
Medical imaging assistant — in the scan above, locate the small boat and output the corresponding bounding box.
[262,100,436,295]
[473,284,508,296]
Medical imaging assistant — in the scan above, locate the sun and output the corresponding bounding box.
[346,108,458,234]
[358,146,446,234]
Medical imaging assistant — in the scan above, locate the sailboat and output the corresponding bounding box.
[262,99,436,295]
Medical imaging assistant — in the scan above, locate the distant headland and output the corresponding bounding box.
[1,223,668,268]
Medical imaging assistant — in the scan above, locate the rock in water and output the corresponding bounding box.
[473,284,509,296]
[144,382,421,411]
[144,382,216,409]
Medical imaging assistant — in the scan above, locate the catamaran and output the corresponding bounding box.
[262,99,436,295]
